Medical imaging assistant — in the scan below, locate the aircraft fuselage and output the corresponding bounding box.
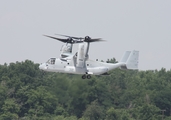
[39,58,125,75]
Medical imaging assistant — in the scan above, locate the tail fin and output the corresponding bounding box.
[120,50,139,70]
[120,51,131,63]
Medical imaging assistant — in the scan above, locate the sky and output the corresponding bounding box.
[0,0,171,70]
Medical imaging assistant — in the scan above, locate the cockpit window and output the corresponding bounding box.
[46,58,56,64]
[61,54,68,58]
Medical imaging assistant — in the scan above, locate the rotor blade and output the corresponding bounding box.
[43,35,68,43]
[44,35,84,44]
[84,38,105,42]
[55,33,84,40]
[90,38,102,41]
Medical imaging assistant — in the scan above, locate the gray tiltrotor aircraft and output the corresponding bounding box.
[39,34,139,79]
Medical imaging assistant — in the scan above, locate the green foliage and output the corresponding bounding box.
[106,107,133,120]
[105,107,118,120]
[83,100,104,120]
[0,60,171,119]
[106,58,118,63]
[136,104,161,120]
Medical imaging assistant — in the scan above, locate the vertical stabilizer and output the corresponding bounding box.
[120,51,131,63]
[126,50,139,69]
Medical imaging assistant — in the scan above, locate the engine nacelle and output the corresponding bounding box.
[76,44,85,68]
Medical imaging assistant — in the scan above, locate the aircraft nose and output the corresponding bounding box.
[39,63,43,70]
[39,63,46,70]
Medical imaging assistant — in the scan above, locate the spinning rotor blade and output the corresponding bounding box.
[84,38,104,42]
[55,34,84,40]
[45,34,105,43]
[44,35,67,43]
[43,35,83,44]
[84,36,105,43]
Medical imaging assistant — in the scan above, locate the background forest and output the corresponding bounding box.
[0,59,171,120]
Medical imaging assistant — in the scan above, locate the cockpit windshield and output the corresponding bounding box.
[46,58,56,64]
[61,54,69,58]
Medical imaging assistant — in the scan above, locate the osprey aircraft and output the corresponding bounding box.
[39,34,139,79]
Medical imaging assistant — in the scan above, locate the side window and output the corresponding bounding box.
[47,59,51,64]
[46,58,56,64]
[51,59,55,64]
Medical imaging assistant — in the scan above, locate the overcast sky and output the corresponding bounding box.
[0,1,171,70]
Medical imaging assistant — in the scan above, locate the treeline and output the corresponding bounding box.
[0,60,171,120]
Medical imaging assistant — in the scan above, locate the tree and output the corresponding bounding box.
[105,107,118,120]
[154,87,171,116]
[0,98,20,120]
[83,100,104,120]
[67,79,89,117]
[0,59,171,119]
[106,58,118,63]
[25,86,58,118]
[135,104,161,120]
